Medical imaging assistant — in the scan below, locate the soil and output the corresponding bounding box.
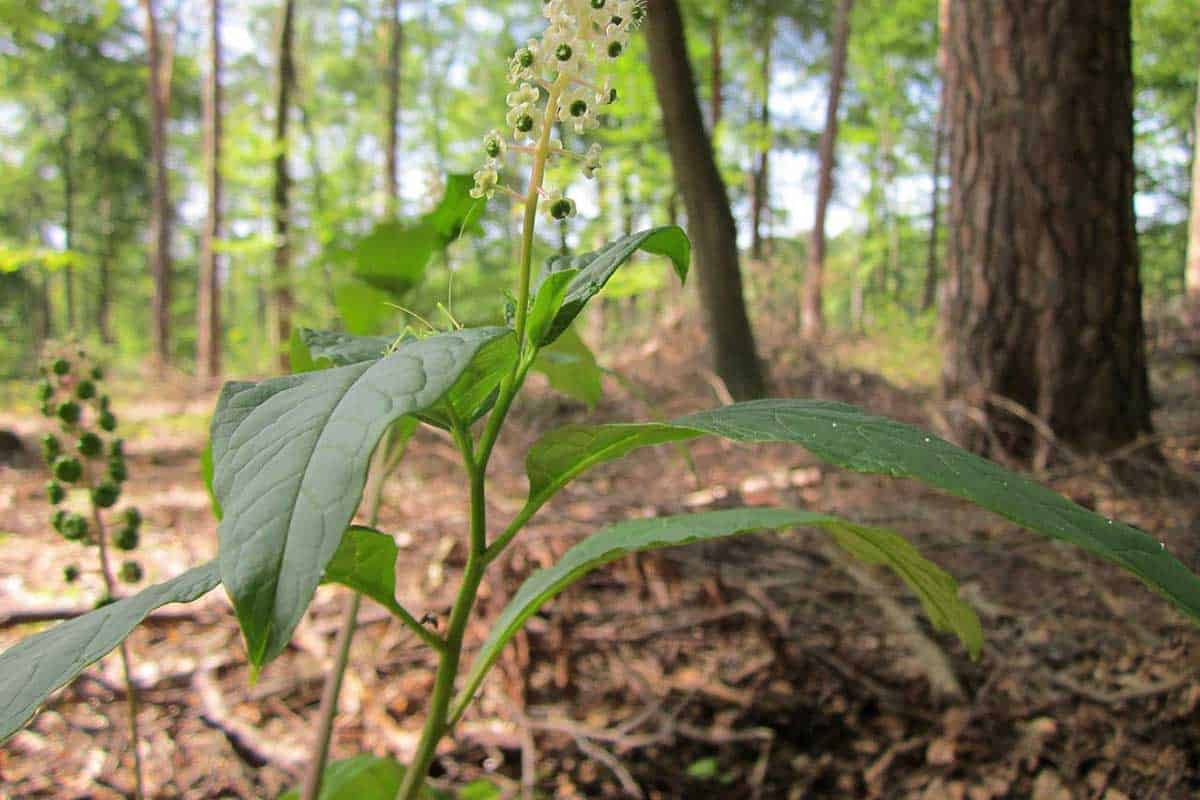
[1,316,1198,799]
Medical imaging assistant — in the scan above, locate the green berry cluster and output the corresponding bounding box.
[35,346,143,588]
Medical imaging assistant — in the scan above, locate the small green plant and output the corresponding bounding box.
[2,3,1200,799]
[30,344,146,799]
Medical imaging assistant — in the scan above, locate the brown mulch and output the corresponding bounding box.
[1,315,1198,799]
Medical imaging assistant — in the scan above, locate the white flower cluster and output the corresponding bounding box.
[470,0,646,221]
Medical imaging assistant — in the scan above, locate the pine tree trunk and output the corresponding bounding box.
[271,0,296,372]
[140,0,172,366]
[1185,59,1200,326]
[941,0,1154,466]
[384,0,402,217]
[197,0,223,383]
[801,0,853,339]
[920,0,950,313]
[646,0,766,400]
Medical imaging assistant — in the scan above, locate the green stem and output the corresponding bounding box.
[396,76,569,800]
[396,424,488,800]
[300,449,391,800]
[86,461,144,800]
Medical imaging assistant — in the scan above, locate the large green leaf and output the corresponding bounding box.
[0,562,220,742]
[277,754,439,800]
[290,328,397,372]
[334,278,397,336]
[417,331,518,430]
[530,325,603,408]
[521,399,1200,624]
[453,509,979,721]
[212,327,510,669]
[537,226,689,345]
[349,220,440,296]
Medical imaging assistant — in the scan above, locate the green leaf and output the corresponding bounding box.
[526,269,578,347]
[348,220,440,297]
[418,331,518,429]
[290,328,397,372]
[425,173,484,242]
[530,326,604,408]
[322,527,407,619]
[538,226,689,345]
[455,508,978,721]
[200,438,221,520]
[212,327,510,669]
[521,399,1200,625]
[334,279,397,335]
[0,563,220,742]
[277,754,443,800]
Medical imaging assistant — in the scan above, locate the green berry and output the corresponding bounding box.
[78,432,103,458]
[517,47,534,68]
[37,380,54,401]
[62,513,88,541]
[53,456,83,483]
[63,564,80,583]
[51,508,68,533]
[555,43,572,61]
[108,458,127,483]
[75,379,96,400]
[109,438,124,457]
[550,198,574,220]
[570,99,588,117]
[607,41,623,58]
[515,114,534,132]
[591,0,605,7]
[94,595,115,609]
[51,358,70,376]
[57,400,81,425]
[99,395,111,411]
[41,433,61,463]
[98,410,117,432]
[92,481,120,509]
[90,366,104,381]
[46,480,65,505]
[115,526,139,551]
[631,5,644,22]
[122,507,141,529]
[119,561,143,584]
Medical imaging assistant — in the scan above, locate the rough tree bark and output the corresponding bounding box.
[801,0,853,339]
[271,0,296,371]
[941,0,1154,467]
[384,0,402,216]
[139,0,173,366]
[646,0,766,400]
[1186,59,1200,325]
[749,15,773,263]
[197,0,223,383]
[920,0,950,312]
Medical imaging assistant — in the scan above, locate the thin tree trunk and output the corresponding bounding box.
[646,0,766,400]
[921,0,950,313]
[271,0,296,372]
[198,0,223,383]
[97,194,113,343]
[801,0,853,339]
[750,17,773,262]
[1185,59,1200,325]
[140,0,173,366]
[941,0,1154,468]
[60,111,75,332]
[384,0,402,216]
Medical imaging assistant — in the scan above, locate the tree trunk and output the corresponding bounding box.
[97,194,113,343]
[646,0,766,400]
[60,111,75,332]
[271,0,296,372]
[749,17,773,263]
[941,0,1154,467]
[197,0,223,383]
[920,0,950,313]
[384,0,402,216]
[801,0,853,339]
[1185,59,1200,326]
[140,0,173,366]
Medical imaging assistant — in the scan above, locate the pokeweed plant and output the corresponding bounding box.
[3,2,1200,798]
[31,345,146,799]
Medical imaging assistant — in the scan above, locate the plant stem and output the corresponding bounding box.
[300,449,390,800]
[89,478,144,800]
[396,76,567,800]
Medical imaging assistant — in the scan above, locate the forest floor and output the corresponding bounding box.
[1,313,1198,800]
